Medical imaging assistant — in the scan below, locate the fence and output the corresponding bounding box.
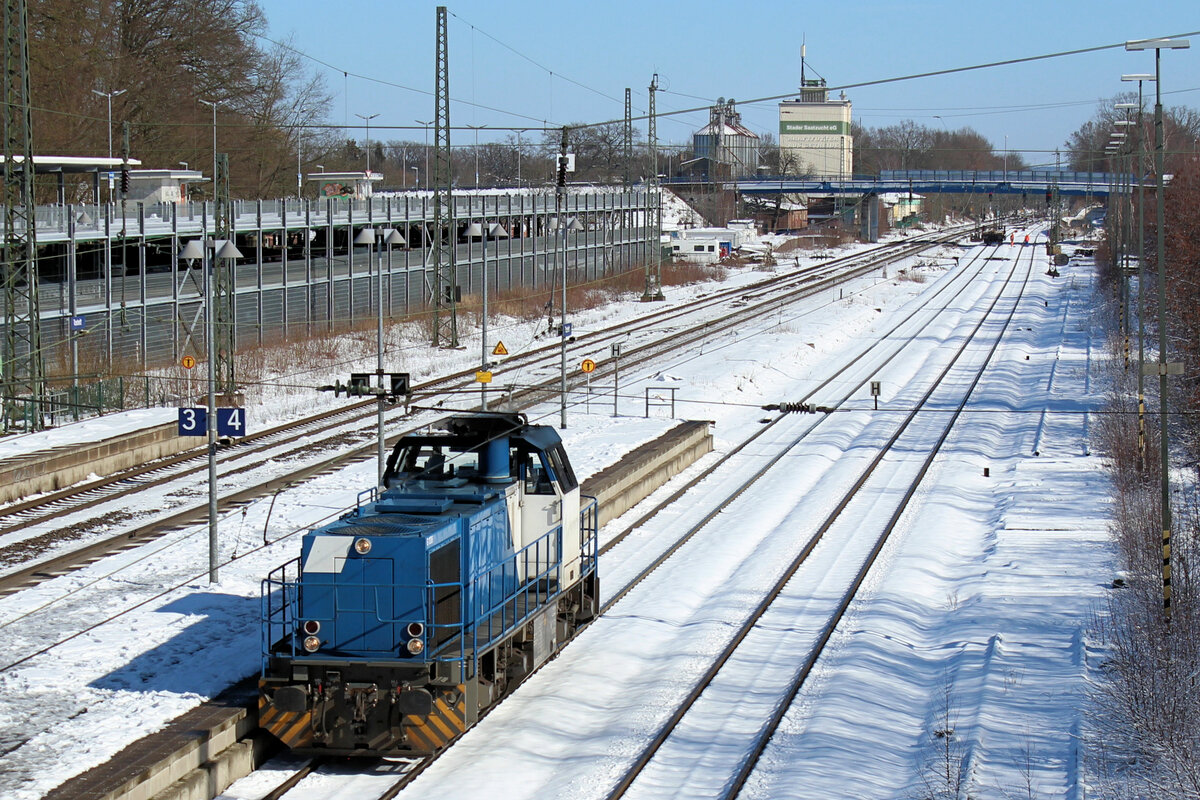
[6,189,659,423]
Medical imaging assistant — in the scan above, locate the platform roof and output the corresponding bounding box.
[0,155,143,173]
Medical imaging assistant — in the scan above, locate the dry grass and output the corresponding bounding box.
[1087,312,1200,799]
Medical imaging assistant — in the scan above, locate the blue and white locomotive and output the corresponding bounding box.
[259,413,598,755]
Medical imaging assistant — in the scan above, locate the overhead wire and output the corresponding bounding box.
[250,31,555,127]
[567,29,1200,131]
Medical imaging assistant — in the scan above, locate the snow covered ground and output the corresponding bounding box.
[0,228,1115,800]
[345,237,1112,800]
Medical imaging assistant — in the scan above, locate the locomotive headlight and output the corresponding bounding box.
[406,638,425,655]
[302,620,321,635]
[406,621,425,638]
[303,635,321,652]
[354,537,372,555]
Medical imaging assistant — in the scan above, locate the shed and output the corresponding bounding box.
[307,171,384,200]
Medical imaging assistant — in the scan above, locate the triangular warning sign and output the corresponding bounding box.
[492,341,509,356]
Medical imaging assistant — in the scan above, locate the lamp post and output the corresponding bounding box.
[416,119,432,191]
[466,219,509,409]
[180,229,243,583]
[356,112,380,175]
[558,216,584,427]
[1115,121,1135,368]
[466,124,486,189]
[355,226,405,486]
[92,87,125,160]
[92,88,125,202]
[1126,36,1190,619]
[296,130,303,198]
[516,130,524,188]
[1106,130,1128,368]
[1120,75,1153,472]
[199,99,220,190]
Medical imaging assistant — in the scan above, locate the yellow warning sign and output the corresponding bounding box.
[492,341,508,356]
[476,370,493,384]
[181,355,196,369]
[581,359,596,374]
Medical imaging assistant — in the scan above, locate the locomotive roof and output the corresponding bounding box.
[402,413,562,453]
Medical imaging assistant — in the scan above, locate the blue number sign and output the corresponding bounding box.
[177,407,208,436]
[217,407,247,437]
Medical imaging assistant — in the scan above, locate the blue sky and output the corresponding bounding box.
[257,0,1199,169]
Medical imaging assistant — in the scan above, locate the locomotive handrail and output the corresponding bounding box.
[261,515,587,667]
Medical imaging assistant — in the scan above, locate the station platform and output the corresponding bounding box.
[0,409,190,506]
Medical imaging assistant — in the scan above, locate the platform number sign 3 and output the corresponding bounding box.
[177,407,208,436]
[217,408,247,437]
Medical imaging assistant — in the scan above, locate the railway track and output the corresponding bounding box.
[597,243,1035,799]
[0,230,966,599]
[222,235,1018,800]
[2,227,1010,800]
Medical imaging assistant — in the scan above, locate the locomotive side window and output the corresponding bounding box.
[546,445,578,491]
[524,454,555,495]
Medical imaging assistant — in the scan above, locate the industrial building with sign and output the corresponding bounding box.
[778,55,853,179]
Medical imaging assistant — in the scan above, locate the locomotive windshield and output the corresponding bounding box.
[391,444,481,482]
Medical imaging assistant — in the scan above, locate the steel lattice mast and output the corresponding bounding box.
[430,6,457,347]
[213,152,236,394]
[641,73,664,302]
[2,0,44,431]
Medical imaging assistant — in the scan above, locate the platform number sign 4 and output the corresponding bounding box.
[217,408,247,437]
[178,407,208,436]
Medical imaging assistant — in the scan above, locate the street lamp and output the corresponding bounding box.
[416,119,432,190]
[91,88,125,160]
[1125,36,1190,619]
[466,124,486,189]
[92,88,125,202]
[1120,79,1151,471]
[516,130,525,188]
[558,215,584,427]
[465,219,508,410]
[356,112,380,175]
[355,226,405,486]
[199,99,220,189]
[180,229,242,583]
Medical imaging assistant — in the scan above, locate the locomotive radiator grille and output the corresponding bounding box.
[257,684,314,749]
[405,684,467,752]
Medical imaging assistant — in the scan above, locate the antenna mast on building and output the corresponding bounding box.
[2,0,45,432]
[431,5,457,347]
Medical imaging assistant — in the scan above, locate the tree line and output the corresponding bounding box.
[1088,89,1200,796]
[29,0,330,200]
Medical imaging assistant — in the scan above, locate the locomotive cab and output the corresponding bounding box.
[259,412,598,755]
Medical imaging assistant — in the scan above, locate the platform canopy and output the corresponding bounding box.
[0,155,146,204]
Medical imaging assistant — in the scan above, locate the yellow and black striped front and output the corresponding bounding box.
[404,684,467,753]
[258,683,314,749]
